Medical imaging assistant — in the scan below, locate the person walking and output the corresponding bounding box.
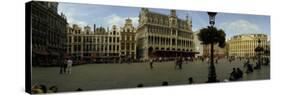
[66,58,73,74]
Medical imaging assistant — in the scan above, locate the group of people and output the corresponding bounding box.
[243,59,261,73]
[60,58,73,74]
[229,68,243,81]
[148,57,185,70]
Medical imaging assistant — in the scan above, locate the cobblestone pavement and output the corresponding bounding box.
[32,58,270,92]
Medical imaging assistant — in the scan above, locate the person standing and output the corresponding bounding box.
[175,58,179,70]
[179,57,183,70]
[63,59,67,74]
[66,58,73,74]
[149,59,154,69]
[215,59,218,64]
[59,59,64,74]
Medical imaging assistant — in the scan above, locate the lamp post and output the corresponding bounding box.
[207,12,219,82]
[207,12,217,27]
[255,39,263,69]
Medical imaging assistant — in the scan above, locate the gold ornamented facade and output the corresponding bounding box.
[136,8,194,60]
[228,34,268,57]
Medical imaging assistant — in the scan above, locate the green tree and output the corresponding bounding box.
[197,26,226,82]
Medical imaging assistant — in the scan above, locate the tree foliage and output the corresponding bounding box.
[197,26,226,48]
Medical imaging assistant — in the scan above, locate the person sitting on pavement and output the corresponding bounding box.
[162,81,168,86]
[137,84,143,87]
[236,68,243,79]
[229,68,238,81]
[188,77,194,84]
[31,84,44,94]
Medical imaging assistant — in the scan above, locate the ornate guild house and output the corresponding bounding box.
[31,2,67,66]
[67,24,121,63]
[67,18,138,63]
[136,8,195,60]
[228,34,269,57]
[120,18,137,62]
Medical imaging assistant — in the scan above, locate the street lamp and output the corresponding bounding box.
[207,11,219,82]
[207,12,217,27]
[255,39,264,69]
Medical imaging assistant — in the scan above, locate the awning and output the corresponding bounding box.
[49,51,60,56]
[32,49,49,55]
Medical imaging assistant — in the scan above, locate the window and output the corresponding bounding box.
[101,37,104,43]
[172,39,175,45]
[68,37,72,43]
[131,44,135,50]
[113,37,115,43]
[78,37,81,42]
[74,36,78,42]
[126,43,130,50]
[113,45,115,50]
[132,36,135,41]
[121,43,125,50]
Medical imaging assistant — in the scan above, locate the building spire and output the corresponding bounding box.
[186,12,189,20]
[170,9,177,17]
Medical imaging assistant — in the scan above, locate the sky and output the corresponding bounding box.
[58,2,270,39]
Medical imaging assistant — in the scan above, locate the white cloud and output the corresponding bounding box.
[64,12,88,27]
[130,17,139,27]
[104,14,138,28]
[58,4,89,27]
[104,14,124,27]
[220,20,265,37]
